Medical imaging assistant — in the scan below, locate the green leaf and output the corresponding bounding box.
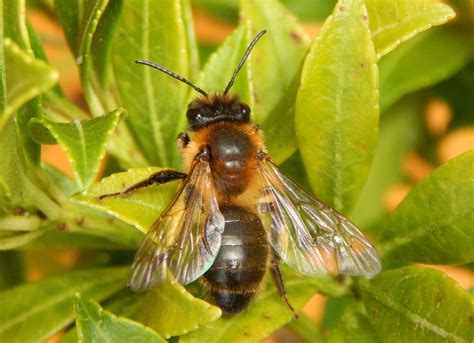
[3,0,32,51]
[326,300,379,343]
[112,0,195,168]
[239,0,310,162]
[73,167,178,233]
[379,151,474,264]
[22,230,126,250]
[30,109,125,190]
[350,98,423,228]
[0,251,24,290]
[240,0,310,123]
[74,293,165,343]
[0,267,128,342]
[359,266,474,342]
[0,215,41,231]
[197,25,252,104]
[1,38,58,127]
[53,0,81,56]
[54,0,148,169]
[181,271,346,342]
[364,0,456,58]
[379,28,471,111]
[0,229,49,250]
[281,0,337,21]
[286,314,323,342]
[295,0,379,213]
[132,281,221,338]
[0,118,62,220]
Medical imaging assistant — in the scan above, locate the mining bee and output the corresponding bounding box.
[100,30,381,315]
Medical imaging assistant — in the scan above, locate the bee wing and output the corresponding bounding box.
[257,156,381,278]
[129,158,224,292]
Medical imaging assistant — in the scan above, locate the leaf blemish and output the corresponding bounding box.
[57,223,68,231]
[290,31,303,43]
[339,4,345,12]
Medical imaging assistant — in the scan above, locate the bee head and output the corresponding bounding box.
[135,30,265,129]
[186,95,250,130]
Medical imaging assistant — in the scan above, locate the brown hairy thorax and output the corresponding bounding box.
[180,121,264,207]
[189,93,237,108]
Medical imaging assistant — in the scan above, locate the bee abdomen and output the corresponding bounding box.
[203,206,268,314]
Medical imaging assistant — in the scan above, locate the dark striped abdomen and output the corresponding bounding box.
[203,206,269,314]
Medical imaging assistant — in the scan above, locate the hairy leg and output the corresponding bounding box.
[98,169,186,200]
[270,255,298,319]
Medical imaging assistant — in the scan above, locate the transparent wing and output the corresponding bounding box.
[257,156,381,278]
[129,158,224,292]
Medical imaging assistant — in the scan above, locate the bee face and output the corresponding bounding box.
[186,95,251,130]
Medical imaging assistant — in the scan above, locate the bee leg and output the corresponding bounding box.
[98,170,187,200]
[270,256,298,319]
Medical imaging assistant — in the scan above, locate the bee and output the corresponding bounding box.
[100,30,381,315]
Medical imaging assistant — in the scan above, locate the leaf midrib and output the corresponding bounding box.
[364,283,467,342]
[0,273,124,334]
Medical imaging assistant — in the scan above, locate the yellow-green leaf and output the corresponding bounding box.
[360,266,474,342]
[1,38,58,128]
[379,28,471,111]
[133,281,221,338]
[379,151,474,264]
[73,167,178,233]
[29,109,125,190]
[74,294,165,343]
[0,267,128,342]
[295,0,379,213]
[112,0,194,168]
[240,0,310,163]
[365,0,456,58]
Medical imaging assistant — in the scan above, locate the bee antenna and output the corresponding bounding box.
[135,59,208,96]
[224,30,266,95]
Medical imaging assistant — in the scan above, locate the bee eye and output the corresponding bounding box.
[240,104,250,116]
[186,107,202,120]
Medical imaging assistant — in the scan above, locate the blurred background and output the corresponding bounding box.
[8,0,474,341]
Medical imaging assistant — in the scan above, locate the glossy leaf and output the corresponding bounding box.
[240,0,310,123]
[364,0,456,58]
[379,28,471,110]
[0,118,62,220]
[29,109,124,190]
[0,214,42,249]
[84,283,222,339]
[53,0,81,56]
[73,167,178,233]
[55,0,149,169]
[0,267,128,342]
[236,0,310,162]
[379,151,474,264]
[327,308,381,343]
[295,0,379,213]
[74,294,165,343]
[112,0,195,168]
[181,271,346,342]
[0,228,49,250]
[360,266,474,342]
[350,98,423,228]
[1,38,58,127]
[197,24,252,104]
[68,0,109,115]
[132,281,221,338]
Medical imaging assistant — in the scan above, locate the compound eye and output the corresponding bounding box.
[186,107,201,120]
[240,103,251,118]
